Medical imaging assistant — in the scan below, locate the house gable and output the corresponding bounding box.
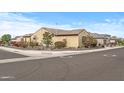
[30,27,90,48]
[78,29,91,47]
[31,28,49,44]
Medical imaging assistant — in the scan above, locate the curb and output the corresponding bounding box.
[0,46,124,64]
[0,46,124,57]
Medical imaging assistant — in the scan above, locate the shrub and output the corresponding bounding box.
[10,41,17,46]
[63,39,67,46]
[82,36,97,48]
[12,41,28,48]
[91,43,97,47]
[14,43,20,47]
[10,41,21,47]
[30,42,35,48]
[54,41,66,49]
[22,43,28,48]
[36,42,39,46]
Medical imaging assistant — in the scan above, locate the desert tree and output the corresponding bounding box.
[1,34,11,44]
[42,32,54,48]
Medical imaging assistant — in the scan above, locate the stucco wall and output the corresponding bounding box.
[16,37,23,42]
[23,37,31,43]
[78,31,90,47]
[31,29,48,44]
[96,39,104,46]
[110,39,116,43]
[53,36,79,48]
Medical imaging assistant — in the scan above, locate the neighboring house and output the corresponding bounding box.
[91,33,111,47]
[31,27,90,48]
[23,33,33,44]
[11,36,23,42]
[109,37,117,46]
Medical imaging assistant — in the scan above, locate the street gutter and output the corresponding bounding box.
[0,46,124,57]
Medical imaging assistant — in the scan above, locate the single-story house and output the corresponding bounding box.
[30,27,91,48]
[11,36,23,43]
[91,33,117,47]
[91,33,111,47]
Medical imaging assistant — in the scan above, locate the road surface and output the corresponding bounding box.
[0,48,124,81]
[0,49,27,59]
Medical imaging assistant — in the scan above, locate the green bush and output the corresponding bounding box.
[82,36,97,48]
[54,41,66,49]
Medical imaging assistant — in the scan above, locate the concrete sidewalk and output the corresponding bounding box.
[0,46,124,57]
[0,46,124,64]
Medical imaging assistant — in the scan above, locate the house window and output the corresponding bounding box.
[33,35,37,40]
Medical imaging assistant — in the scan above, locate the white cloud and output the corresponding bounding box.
[0,13,41,37]
[84,19,124,38]
[119,18,124,24]
[0,13,124,38]
[0,13,73,37]
[105,19,111,23]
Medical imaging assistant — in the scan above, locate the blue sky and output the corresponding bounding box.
[0,12,124,37]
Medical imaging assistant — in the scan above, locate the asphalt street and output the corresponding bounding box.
[0,48,124,81]
[0,49,27,59]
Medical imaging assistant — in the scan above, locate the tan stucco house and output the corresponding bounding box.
[91,33,110,47]
[23,33,33,44]
[91,33,117,47]
[30,27,90,48]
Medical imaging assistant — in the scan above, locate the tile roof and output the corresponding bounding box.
[42,27,87,36]
[23,33,33,37]
[91,33,111,39]
[11,36,22,40]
